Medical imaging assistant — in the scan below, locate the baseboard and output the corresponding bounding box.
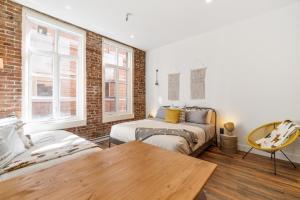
[238,144,300,164]
[91,135,109,143]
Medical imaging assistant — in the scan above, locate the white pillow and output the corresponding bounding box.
[0,138,14,168]
[0,117,33,148]
[0,118,27,158]
[15,121,33,148]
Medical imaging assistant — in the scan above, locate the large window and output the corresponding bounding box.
[22,9,86,132]
[102,39,133,122]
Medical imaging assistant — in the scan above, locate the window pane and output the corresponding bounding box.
[32,101,52,120]
[118,49,128,67]
[105,81,116,112]
[60,101,76,117]
[30,54,53,97]
[118,83,128,112]
[58,32,80,56]
[103,44,116,65]
[60,58,76,77]
[119,99,127,113]
[118,68,127,83]
[105,67,116,81]
[60,79,76,97]
[29,21,55,52]
[118,83,127,99]
[32,77,53,97]
[60,58,77,98]
[31,54,53,75]
[105,82,115,98]
[105,98,116,113]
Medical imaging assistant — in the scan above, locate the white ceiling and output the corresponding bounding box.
[14,0,297,50]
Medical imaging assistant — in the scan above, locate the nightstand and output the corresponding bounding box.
[220,134,238,154]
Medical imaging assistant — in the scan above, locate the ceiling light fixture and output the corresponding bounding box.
[65,5,72,10]
[206,0,213,4]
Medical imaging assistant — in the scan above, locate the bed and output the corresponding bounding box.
[110,107,217,156]
[0,130,102,182]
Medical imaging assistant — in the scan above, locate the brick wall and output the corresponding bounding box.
[0,0,146,139]
[0,0,22,117]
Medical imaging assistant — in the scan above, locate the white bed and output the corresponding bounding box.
[0,130,101,182]
[110,118,216,155]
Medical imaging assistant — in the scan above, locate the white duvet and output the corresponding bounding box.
[110,119,208,154]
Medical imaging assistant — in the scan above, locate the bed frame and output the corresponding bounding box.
[109,107,217,158]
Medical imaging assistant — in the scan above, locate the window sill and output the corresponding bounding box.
[24,118,86,134]
[103,113,134,123]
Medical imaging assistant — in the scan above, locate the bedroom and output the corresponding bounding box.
[0,0,300,199]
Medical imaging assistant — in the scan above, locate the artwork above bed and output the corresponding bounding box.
[168,73,180,100]
[191,68,206,99]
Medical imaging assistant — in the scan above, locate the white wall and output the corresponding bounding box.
[146,2,300,162]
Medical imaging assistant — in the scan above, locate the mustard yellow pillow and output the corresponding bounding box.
[165,109,181,123]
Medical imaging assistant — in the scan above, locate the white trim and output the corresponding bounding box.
[102,38,133,52]
[102,39,134,123]
[23,8,85,37]
[22,8,86,132]
[238,143,300,164]
[102,113,134,123]
[24,119,86,134]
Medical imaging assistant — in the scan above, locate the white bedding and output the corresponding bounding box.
[110,119,215,154]
[0,130,101,182]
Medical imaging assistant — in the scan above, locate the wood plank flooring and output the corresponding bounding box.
[98,141,300,200]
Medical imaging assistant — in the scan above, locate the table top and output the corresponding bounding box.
[0,141,217,200]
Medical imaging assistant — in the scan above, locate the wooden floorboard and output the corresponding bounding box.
[98,141,300,200]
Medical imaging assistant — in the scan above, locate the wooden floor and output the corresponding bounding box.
[98,141,300,200]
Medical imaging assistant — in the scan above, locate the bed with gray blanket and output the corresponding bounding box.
[110,107,217,156]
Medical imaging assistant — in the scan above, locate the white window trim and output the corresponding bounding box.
[102,39,134,123]
[22,8,86,133]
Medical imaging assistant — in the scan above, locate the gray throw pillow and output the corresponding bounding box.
[186,110,208,124]
[155,107,166,119]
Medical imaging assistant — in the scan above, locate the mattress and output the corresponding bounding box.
[110,118,215,155]
[0,130,101,182]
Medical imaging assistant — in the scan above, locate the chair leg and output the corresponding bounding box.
[280,150,297,169]
[242,147,253,159]
[270,153,273,160]
[273,152,277,175]
[108,137,111,148]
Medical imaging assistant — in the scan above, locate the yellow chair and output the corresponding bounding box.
[242,122,299,175]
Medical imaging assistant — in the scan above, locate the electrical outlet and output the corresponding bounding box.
[220,128,224,134]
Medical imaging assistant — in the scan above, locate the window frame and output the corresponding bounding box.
[102,39,134,123]
[22,8,86,133]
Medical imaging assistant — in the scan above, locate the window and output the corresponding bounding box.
[102,39,134,122]
[22,9,86,132]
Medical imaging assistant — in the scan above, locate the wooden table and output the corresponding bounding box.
[0,141,217,200]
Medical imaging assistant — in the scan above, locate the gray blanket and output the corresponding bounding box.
[135,128,198,150]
